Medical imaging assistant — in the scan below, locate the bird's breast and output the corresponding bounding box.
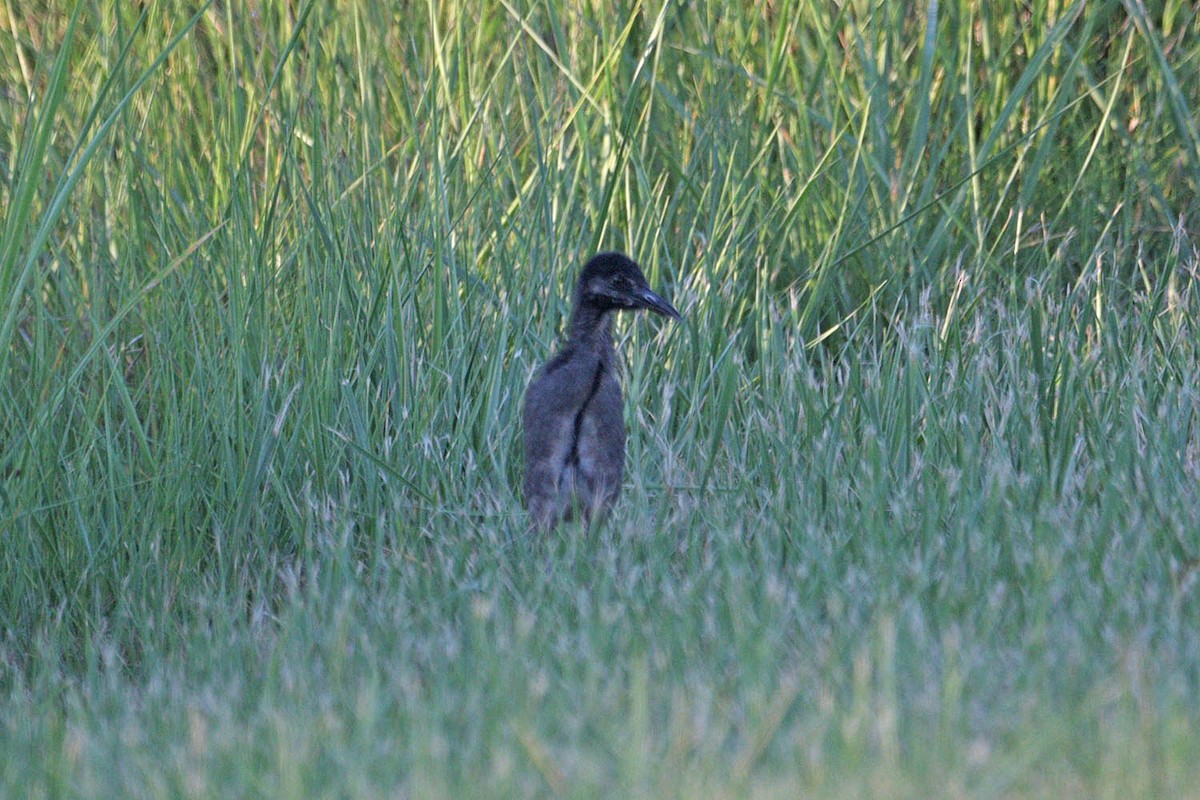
[569,373,625,489]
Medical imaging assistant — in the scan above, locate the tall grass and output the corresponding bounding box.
[1,0,1199,796]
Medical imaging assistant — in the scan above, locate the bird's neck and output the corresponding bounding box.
[567,302,614,356]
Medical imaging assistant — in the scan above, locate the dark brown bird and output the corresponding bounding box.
[523,252,681,530]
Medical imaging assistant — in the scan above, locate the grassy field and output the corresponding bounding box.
[2,0,1199,796]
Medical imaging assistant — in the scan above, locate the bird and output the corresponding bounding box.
[522,251,681,531]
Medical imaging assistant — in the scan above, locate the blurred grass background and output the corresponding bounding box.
[1,0,1199,796]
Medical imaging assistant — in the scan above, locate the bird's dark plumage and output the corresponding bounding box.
[523,252,680,530]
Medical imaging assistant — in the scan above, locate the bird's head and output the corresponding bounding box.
[576,251,681,319]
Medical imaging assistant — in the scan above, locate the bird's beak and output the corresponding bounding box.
[634,286,681,320]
